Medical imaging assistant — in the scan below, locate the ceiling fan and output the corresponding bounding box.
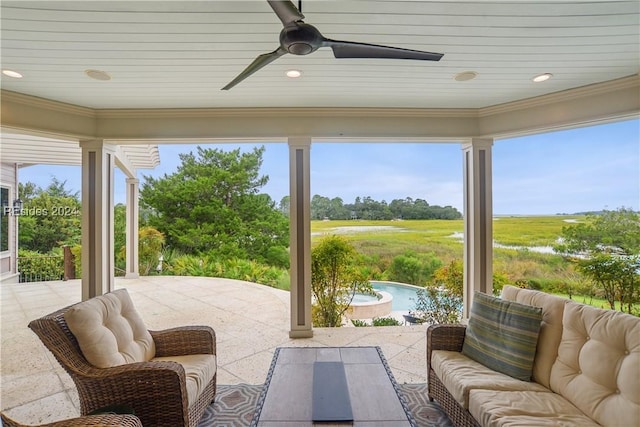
[221,0,444,90]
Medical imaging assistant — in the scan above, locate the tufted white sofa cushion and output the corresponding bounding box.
[64,289,156,368]
[549,301,640,426]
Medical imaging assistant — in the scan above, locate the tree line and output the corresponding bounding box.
[279,195,461,220]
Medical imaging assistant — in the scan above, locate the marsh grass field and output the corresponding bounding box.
[311,215,583,261]
[310,215,632,310]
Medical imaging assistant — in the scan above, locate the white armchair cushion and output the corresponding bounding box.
[153,354,217,405]
[64,289,156,368]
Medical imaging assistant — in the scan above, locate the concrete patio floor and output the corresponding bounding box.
[1,276,429,424]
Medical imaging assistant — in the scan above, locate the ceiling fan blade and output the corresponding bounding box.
[222,47,288,90]
[325,39,444,61]
[267,0,305,26]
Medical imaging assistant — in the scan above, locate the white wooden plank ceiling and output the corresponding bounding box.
[1,0,639,109]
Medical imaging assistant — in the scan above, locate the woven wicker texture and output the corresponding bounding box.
[27,298,217,427]
[427,324,481,427]
[0,413,142,427]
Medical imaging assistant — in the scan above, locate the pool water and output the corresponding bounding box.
[350,293,380,304]
[370,281,422,312]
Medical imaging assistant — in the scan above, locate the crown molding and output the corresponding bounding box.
[478,74,640,118]
[1,90,95,118]
[94,107,479,119]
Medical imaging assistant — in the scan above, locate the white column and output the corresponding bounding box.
[462,138,494,318]
[124,178,140,279]
[288,137,313,338]
[80,140,116,300]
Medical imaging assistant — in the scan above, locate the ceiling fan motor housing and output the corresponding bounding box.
[280,22,323,55]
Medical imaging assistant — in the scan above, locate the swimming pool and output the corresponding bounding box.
[351,292,380,304]
[370,281,423,312]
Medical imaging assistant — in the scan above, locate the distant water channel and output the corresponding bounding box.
[448,232,556,254]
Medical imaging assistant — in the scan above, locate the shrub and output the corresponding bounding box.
[169,254,287,288]
[263,246,290,269]
[411,285,462,324]
[387,251,443,285]
[372,317,402,326]
[432,259,463,296]
[138,226,165,275]
[351,319,369,327]
[17,249,63,282]
[311,235,371,327]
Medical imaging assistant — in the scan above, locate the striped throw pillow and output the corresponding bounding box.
[462,292,543,381]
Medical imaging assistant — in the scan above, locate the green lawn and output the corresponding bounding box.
[551,292,637,314]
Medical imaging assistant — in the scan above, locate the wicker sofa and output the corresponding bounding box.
[427,285,640,427]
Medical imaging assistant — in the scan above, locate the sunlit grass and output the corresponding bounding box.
[312,217,586,248]
[493,215,585,247]
[311,219,464,263]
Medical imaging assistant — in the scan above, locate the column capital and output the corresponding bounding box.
[125,177,140,185]
[462,137,494,150]
[79,139,117,152]
[288,136,312,148]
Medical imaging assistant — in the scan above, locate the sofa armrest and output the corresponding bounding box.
[426,323,466,373]
[151,326,216,357]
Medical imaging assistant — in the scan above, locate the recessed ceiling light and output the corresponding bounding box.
[532,73,553,83]
[85,69,111,81]
[454,71,478,82]
[2,69,23,79]
[286,69,302,78]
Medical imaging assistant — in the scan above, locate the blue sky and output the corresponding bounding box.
[18,118,639,215]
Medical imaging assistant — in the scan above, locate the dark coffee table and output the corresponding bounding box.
[250,346,416,426]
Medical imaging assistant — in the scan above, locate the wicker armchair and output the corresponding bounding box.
[426,324,480,427]
[1,413,142,427]
[28,297,217,427]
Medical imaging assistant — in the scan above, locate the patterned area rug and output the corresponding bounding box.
[198,383,453,427]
